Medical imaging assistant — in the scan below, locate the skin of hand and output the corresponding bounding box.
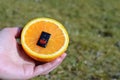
[0,27,67,80]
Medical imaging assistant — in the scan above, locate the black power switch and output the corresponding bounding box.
[37,31,51,48]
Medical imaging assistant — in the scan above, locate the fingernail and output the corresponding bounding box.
[55,53,67,62]
[61,53,67,58]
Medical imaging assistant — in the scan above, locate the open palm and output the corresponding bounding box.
[0,27,66,80]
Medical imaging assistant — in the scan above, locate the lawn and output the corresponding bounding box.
[0,0,120,80]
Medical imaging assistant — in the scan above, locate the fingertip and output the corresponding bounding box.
[62,53,67,57]
[54,53,67,63]
[60,53,67,59]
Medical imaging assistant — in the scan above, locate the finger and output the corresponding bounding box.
[41,53,67,75]
[33,53,67,76]
[34,53,66,76]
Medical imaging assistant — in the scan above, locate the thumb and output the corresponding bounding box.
[1,27,22,38]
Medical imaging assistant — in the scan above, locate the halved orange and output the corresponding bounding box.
[21,18,69,62]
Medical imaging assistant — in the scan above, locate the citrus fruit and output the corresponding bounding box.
[21,18,69,62]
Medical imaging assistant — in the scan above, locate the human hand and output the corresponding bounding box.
[0,27,67,80]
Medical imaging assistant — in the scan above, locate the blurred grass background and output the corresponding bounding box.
[0,0,120,80]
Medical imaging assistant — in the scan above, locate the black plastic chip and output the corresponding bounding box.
[37,31,51,48]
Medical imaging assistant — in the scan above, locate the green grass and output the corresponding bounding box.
[0,0,120,80]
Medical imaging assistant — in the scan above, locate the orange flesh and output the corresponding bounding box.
[25,21,65,54]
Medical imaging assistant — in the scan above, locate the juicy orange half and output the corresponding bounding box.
[21,18,69,62]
